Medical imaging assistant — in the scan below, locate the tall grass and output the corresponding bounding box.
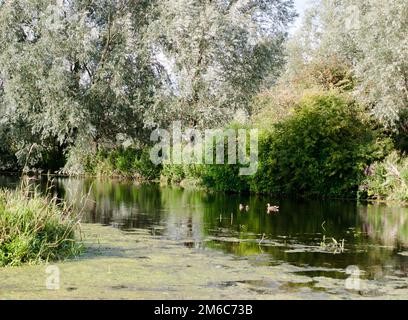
[76,147,161,180]
[0,182,83,267]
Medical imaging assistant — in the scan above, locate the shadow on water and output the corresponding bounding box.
[1,174,408,287]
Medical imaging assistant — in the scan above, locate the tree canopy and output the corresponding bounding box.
[285,0,408,133]
[0,0,296,168]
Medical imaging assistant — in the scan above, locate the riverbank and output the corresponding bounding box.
[0,91,404,202]
[1,223,408,300]
[3,170,408,206]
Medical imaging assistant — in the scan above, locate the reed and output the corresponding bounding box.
[0,182,83,267]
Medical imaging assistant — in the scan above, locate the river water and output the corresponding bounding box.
[1,174,408,299]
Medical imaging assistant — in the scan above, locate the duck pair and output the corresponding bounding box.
[267,203,279,214]
[239,204,249,212]
[239,203,279,213]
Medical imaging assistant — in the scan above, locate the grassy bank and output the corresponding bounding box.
[0,187,83,267]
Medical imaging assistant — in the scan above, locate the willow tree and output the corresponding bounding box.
[349,0,408,134]
[0,0,162,166]
[285,0,408,135]
[0,0,295,169]
[146,0,296,128]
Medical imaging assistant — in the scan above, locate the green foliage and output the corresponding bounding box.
[161,164,187,184]
[287,0,408,133]
[285,55,355,92]
[251,85,300,130]
[161,162,204,187]
[359,151,408,202]
[0,0,295,170]
[162,126,252,192]
[252,54,355,132]
[161,102,389,198]
[200,163,250,193]
[0,187,83,266]
[194,123,250,192]
[82,147,161,180]
[0,128,17,171]
[110,148,141,174]
[39,144,66,172]
[133,149,162,181]
[251,92,391,197]
[162,162,250,192]
[147,0,297,128]
[62,140,95,176]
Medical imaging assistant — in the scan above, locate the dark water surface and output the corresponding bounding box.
[1,174,408,298]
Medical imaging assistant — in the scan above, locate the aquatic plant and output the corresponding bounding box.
[320,235,345,254]
[0,187,83,267]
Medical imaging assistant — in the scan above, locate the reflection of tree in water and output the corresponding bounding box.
[55,179,206,243]
[159,188,206,244]
[0,175,20,189]
[55,178,163,228]
[359,204,408,247]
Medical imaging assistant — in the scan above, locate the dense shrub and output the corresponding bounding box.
[285,56,355,92]
[134,149,162,180]
[162,161,249,192]
[161,164,186,184]
[251,85,300,130]
[161,163,204,188]
[200,163,250,193]
[64,146,161,180]
[192,123,252,193]
[162,96,389,197]
[160,123,252,192]
[89,147,161,180]
[59,92,392,200]
[359,151,408,202]
[39,145,67,172]
[251,92,391,197]
[0,146,17,172]
[390,109,408,153]
[251,55,354,132]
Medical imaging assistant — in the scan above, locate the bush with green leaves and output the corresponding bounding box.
[160,123,252,192]
[191,123,252,193]
[81,147,161,180]
[161,164,186,184]
[134,149,162,181]
[251,92,391,197]
[161,163,204,188]
[359,151,408,202]
[161,160,249,192]
[200,163,250,193]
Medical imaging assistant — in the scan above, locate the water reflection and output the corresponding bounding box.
[359,204,408,247]
[1,174,408,282]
